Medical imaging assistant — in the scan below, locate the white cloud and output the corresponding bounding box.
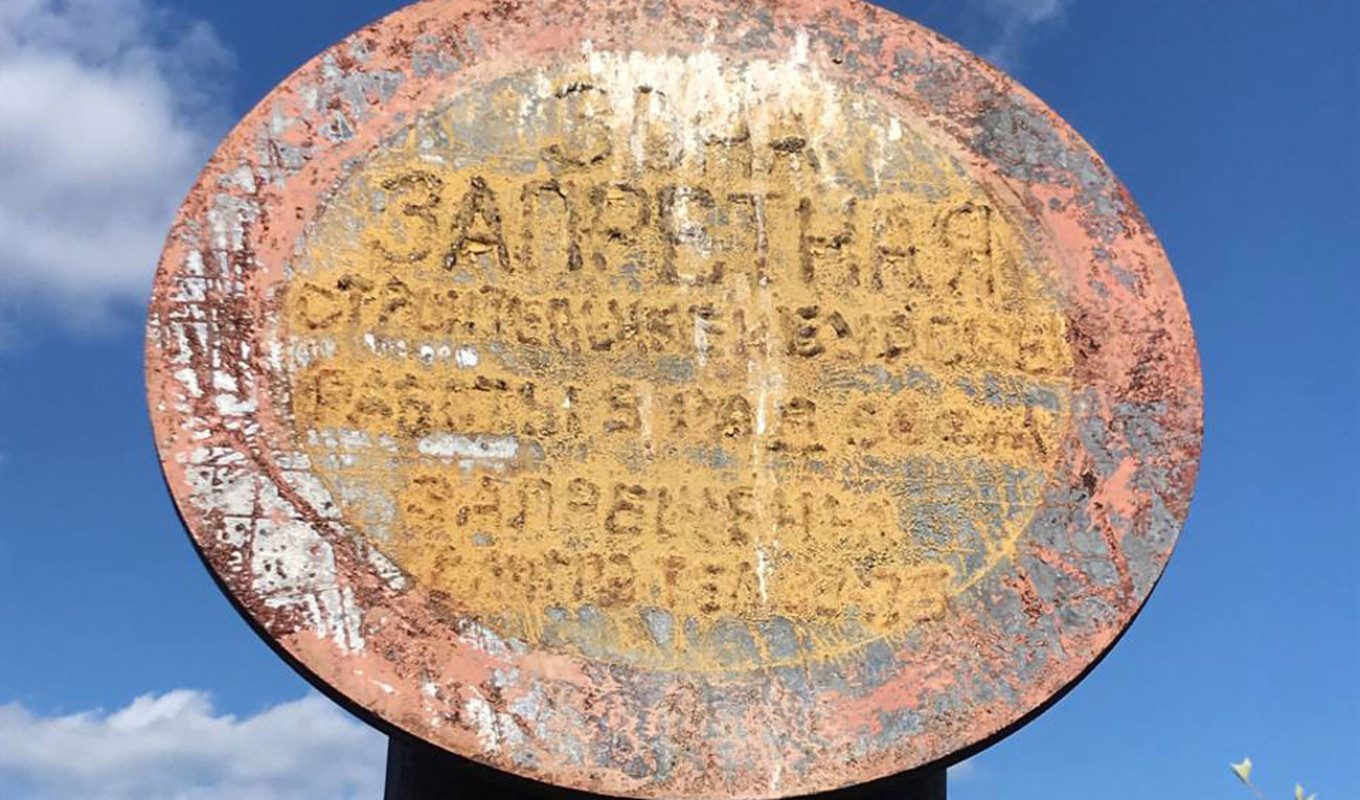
[0,691,386,800]
[977,0,1073,69]
[0,0,232,327]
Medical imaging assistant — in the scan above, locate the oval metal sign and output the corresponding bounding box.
[147,0,1203,796]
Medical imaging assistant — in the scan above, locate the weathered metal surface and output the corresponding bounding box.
[145,0,1203,797]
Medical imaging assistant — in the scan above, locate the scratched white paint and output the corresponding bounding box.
[455,346,479,368]
[458,619,528,659]
[417,433,520,460]
[693,316,711,367]
[180,440,367,653]
[173,368,202,399]
[756,548,771,604]
[213,392,256,416]
[464,694,501,753]
[578,42,881,184]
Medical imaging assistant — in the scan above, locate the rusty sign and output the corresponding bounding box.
[146,0,1203,797]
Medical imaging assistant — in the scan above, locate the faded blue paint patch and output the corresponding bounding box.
[956,372,1064,412]
[642,608,675,648]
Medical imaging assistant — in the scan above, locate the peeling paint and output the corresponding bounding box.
[146,1,1202,798]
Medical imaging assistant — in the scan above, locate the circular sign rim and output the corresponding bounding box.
[146,1,1204,797]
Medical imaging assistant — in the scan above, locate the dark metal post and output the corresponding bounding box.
[386,735,555,799]
[386,735,947,800]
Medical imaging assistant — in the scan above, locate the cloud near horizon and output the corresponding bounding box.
[0,689,978,799]
[0,691,385,800]
[0,0,231,328]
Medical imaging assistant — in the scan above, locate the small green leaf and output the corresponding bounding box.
[1231,758,1253,784]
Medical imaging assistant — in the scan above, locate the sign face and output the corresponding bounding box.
[147,1,1203,797]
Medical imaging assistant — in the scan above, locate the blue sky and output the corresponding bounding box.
[0,0,1355,798]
